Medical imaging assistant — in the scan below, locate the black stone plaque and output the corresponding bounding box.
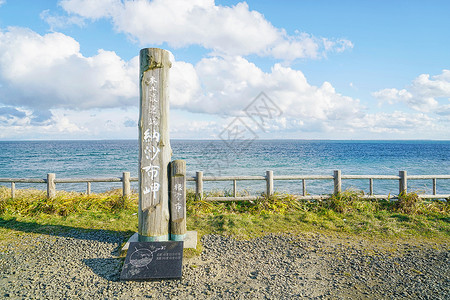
[120,241,183,281]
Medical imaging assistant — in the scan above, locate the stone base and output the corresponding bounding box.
[183,231,198,249]
[121,231,197,253]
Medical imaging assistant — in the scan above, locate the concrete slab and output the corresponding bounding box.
[121,233,139,252]
[184,231,198,249]
[121,231,197,253]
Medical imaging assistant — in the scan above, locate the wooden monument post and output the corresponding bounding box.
[122,48,195,281]
[170,160,187,241]
[138,48,172,242]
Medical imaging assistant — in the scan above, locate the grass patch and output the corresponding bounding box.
[0,187,448,245]
[186,189,449,240]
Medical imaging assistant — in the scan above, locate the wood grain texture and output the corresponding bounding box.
[47,173,56,199]
[170,160,186,239]
[138,48,172,241]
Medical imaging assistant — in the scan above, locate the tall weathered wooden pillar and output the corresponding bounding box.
[138,48,172,242]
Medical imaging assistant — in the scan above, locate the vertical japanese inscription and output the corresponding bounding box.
[171,177,185,220]
[138,48,172,241]
[142,75,161,205]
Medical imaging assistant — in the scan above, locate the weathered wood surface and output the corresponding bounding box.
[55,178,122,183]
[196,171,203,199]
[341,175,400,180]
[266,170,273,196]
[369,178,374,196]
[47,173,56,199]
[334,170,342,194]
[399,170,407,194]
[433,178,437,195]
[408,175,450,179]
[0,178,46,183]
[122,172,131,197]
[274,175,334,180]
[202,175,266,181]
[86,182,91,195]
[170,160,186,240]
[302,179,306,196]
[1,171,449,201]
[204,196,259,201]
[11,182,15,199]
[138,48,172,241]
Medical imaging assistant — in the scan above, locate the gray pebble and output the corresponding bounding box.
[0,231,448,299]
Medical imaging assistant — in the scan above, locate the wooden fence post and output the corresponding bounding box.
[334,170,341,194]
[433,178,437,195]
[369,178,374,196]
[266,170,273,197]
[138,48,172,242]
[302,179,306,196]
[86,182,91,195]
[196,171,203,199]
[47,173,56,199]
[122,172,131,197]
[11,182,15,199]
[399,170,407,194]
[170,160,186,241]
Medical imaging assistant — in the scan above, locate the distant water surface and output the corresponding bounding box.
[0,140,448,195]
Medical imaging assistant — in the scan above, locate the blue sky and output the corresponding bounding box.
[0,0,449,140]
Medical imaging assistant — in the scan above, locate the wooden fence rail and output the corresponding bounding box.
[1,170,449,200]
[187,170,450,201]
[0,172,138,199]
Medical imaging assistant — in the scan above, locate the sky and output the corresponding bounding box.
[0,0,449,140]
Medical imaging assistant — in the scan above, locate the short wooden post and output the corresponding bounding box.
[334,170,342,194]
[233,180,237,197]
[302,179,306,196]
[170,160,186,241]
[47,173,56,199]
[266,170,273,197]
[122,172,131,197]
[432,178,437,195]
[196,171,203,199]
[138,48,172,242]
[11,182,15,199]
[86,182,91,195]
[399,170,407,194]
[369,178,374,196]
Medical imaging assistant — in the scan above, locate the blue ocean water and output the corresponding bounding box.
[0,140,448,195]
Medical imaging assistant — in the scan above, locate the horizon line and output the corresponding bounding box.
[0,138,448,142]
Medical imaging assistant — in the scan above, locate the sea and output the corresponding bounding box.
[0,140,449,196]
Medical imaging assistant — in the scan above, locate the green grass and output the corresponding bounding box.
[0,187,448,246]
[186,190,449,240]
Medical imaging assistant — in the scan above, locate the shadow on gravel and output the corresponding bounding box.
[83,258,123,282]
[0,217,134,250]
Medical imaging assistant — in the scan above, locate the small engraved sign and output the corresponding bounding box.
[171,176,185,220]
[120,241,183,280]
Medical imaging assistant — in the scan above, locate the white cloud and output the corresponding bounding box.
[59,0,121,20]
[0,107,86,139]
[435,104,450,116]
[352,111,436,133]
[0,0,5,7]
[372,88,413,105]
[0,106,143,140]
[0,27,138,115]
[40,9,85,31]
[0,24,445,139]
[169,57,201,107]
[58,0,352,60]
[373,70,450,112]
[170,55,362,125]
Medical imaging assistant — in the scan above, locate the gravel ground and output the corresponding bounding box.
[0,229,448,299]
